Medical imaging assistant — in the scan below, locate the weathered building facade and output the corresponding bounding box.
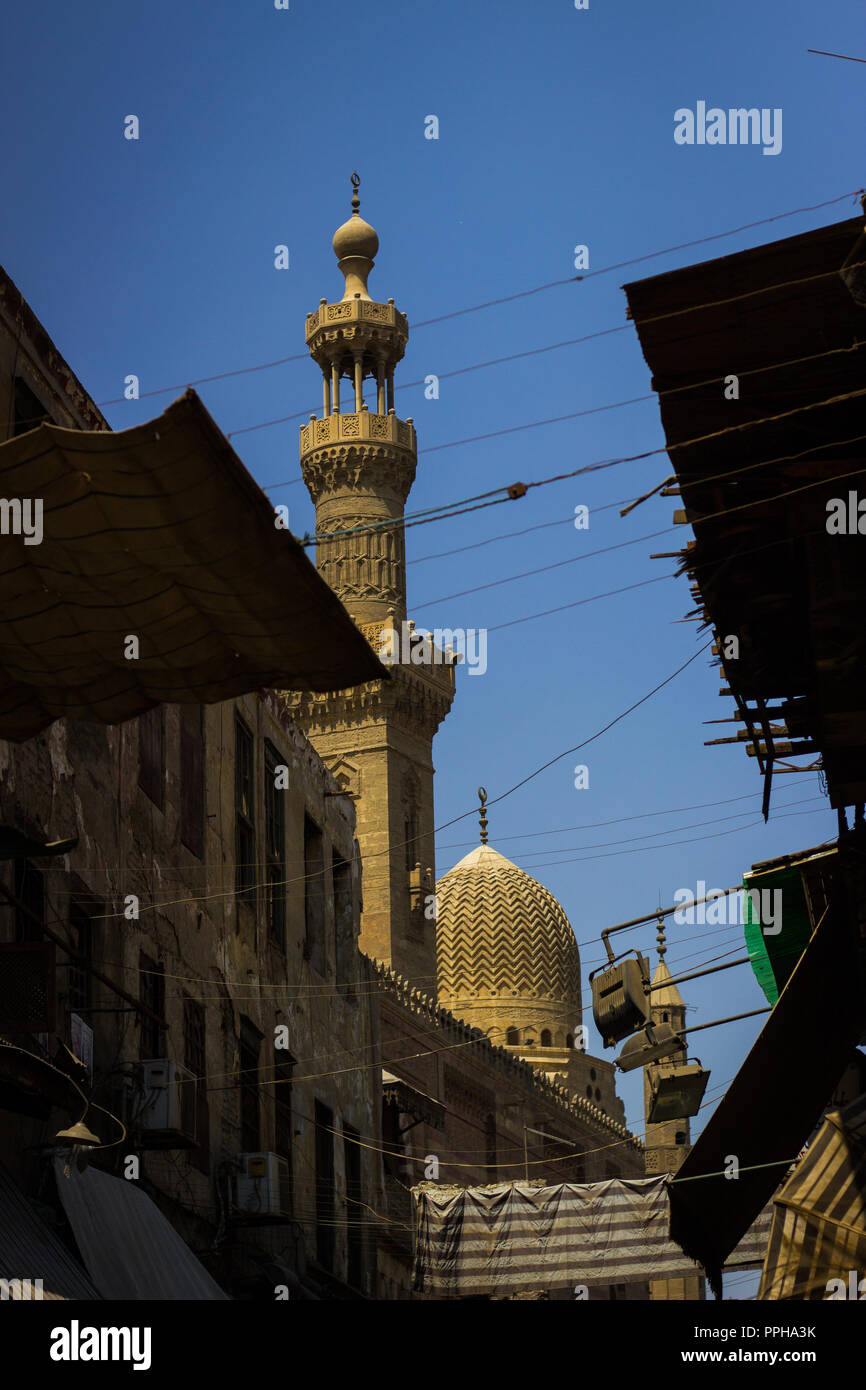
[0,193,650,1302]
[375,960,644,1299]
[0,267,383,1299]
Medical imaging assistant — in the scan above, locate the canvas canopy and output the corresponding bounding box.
[758,1089,866,1300]
[412,1176,771,1297]
[0,389,384,740]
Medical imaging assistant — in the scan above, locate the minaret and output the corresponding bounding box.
[284,177,456,986]
[644,922,704,1301]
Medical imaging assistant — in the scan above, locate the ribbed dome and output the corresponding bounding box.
[435,844,582,1034]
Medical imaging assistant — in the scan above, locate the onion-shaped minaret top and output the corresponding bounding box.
[332,172,379,300]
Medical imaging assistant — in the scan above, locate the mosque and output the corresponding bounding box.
[285,181,700,1297]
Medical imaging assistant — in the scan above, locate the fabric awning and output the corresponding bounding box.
[0,1162,100,1300]
[668,890,866,1296]
[0,389,385,740]
[758,1089,866,1300]
[412,1176,771,1297]
[55,1156,230,1300]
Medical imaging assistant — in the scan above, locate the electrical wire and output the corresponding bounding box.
[436,776,815,852]
[413,525,677,609]
[517,805,832,871]
[45,774,815,887]
[67,640,717,926]
[82,188,860,414]
[296,386,866,546]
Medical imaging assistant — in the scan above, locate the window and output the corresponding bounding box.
[662,1011,669,1023]
[14,860,44,942]
[304,816,325,973]
[506,1028,519,1046]
[273,1055,294,1212]
[264,741,286,950]
[235,715,256,912]
[13,377,50,436]
[66,902,92,1015]
[333,852,354,994]
[180,706,204,857]
[138,706,165,809]
[540,1029,551,1048]
[675,1130,687,1146]
[183,995,209,1171]
[608,1283,627,1301]
[343,1123,363,1290]
[566,1033,574,1049]
[315,1100,335,1271]
[139,954,166,1059]
[239,1016,262,1153]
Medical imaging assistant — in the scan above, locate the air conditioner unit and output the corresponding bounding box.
[235,1152,292,1219]
[133,1059,197,1148]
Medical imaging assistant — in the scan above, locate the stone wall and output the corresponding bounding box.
[0,689,382,1298]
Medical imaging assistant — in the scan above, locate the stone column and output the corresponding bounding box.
[353,354,363,411]
[331,363,341,414]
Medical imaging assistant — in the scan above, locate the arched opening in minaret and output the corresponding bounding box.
[506,1028,519,1046]
[540,1029,551,1048]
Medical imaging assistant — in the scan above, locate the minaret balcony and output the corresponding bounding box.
[306,297,408,347]
[300,411,416,458]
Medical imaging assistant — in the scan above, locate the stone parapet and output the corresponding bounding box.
[370,957,643,1152]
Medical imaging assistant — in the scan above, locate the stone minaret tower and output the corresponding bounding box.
[285,177,456,987]
[643,922,704,1301]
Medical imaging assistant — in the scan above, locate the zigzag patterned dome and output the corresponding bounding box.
[435,844,582,1049]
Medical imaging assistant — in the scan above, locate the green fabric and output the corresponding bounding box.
[743,864,813,1005]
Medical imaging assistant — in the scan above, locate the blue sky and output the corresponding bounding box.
[3,0,863,1296]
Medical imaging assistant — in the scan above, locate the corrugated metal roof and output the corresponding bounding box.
[0,389,386,740]
[55,1157,230,1300]
[0,1162,101,1300]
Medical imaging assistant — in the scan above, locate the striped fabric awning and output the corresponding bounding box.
[412,1176,771,1297]
[758,1090,866,1300]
